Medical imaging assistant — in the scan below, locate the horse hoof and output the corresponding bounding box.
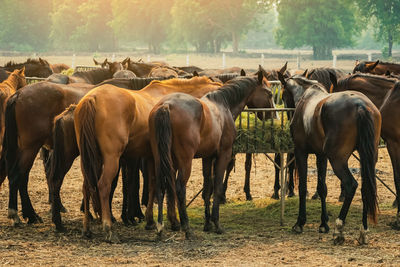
[55,224,67,233]
[60,205,68,213]
[311,192,320,200]
[246,195,253,201]
[319,224,330,233]
[145,222,156,230]
[82,230,92,239]
[27,214,43,224]
[357,226,368,245]
[271,192,279,200]
[287,191,295,198]
[292,223,303,234]
[338,194,345,202]
[333,235,345,245]
[215,226,225,234]
[8,209,21,226]
[203,222,213,232]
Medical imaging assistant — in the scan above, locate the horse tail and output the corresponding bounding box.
[0,92,20,188]
[77,96,102,212]
[357,104,378,224]
[153,105,175,204]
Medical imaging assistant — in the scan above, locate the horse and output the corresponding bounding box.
[380,82,400,228]
[50,63,70,74]
[1,81,96,226]
[73,76,222,241]
[332,73,400,213]
[148,67,178,78]
[2,58,53,78]
[278,73,381,245]
[353,60,400,75]
[125,58,162,77]
[148,71,275,238]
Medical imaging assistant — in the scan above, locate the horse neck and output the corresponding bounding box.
[295,86,326,106]
[0,74,20,93]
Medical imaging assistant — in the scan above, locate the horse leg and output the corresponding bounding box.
[316,154,329,233]
[221,156,235,204]
[202,157,213,232]
[176,164,194,239]
[385,140,400,228]
[140,158,149,207]
[145,159,156,230]
[120,159,140,226]
[271,153,280,199]
[287,153,295,197]
[109,168,119,223]
[40,148,52,204]
[14,147,42,225]
[82,181,92,238]
[244,153,252,201]
[98,155,120,243]
[129,159,145,221]
[330,160,358,245]
[211,150,232,234]
[292,149,308,233]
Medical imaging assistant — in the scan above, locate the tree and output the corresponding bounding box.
[275,0,360,59]
[355,0,400,58]
[110,0,174,53]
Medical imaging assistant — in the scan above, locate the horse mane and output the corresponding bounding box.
[4,58,41,67]
[360,60,398,66]
[308,68,345,90]
[205,76,257,108]
[338,73,396,89]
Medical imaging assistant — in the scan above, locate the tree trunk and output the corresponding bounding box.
[232,31,239,54]
[388,31,393,57]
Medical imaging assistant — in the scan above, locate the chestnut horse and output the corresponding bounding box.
[353,60,400,75]
[50,63,70,74]
[0,69,8,83]
[279,73,380,245]
[74,77,222,241]
[149,72,275,238]
[2,58,53,78]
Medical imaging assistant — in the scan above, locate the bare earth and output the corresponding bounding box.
[0,148,399,266]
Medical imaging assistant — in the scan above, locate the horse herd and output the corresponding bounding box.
[0,57,399,246]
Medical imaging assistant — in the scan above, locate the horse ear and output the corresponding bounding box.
[6,71,11,75]
[39,57,47,66]
[368,60,379,71]
[355,59,359,66]
[278,71,286,87]
[193,70,199,77]
[257,70,263,84]
[302,69,308,77]
[121,57,130,65]
[279,61,288,74]
[93,58,100,65]
[385,70,391,77]
[240,69,246,76]
[329,71,337,93]
[19,66,25,75]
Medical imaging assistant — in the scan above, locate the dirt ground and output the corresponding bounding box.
[0,148,399,266]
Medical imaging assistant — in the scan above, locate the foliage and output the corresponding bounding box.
[275,0,361,59]
[355,0,400,58]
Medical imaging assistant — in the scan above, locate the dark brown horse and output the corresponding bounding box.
[353,60,400,75]
[74,77,222,241]
[279,73,380,245]
[50,63,70,74]
[2,58,53,78]
[149,72,275,238]
[1,81,95,225]
[0,69,8,83]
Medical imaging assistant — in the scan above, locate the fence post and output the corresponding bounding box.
[186,54,189,67]
[111,53,115,62]
[332,53,337,68]
[297,51,300,69]
[222,53,226,69]
[261,53,264,67]
[368,53,372,61]
[71,54,76,69]
[147,55,151,62]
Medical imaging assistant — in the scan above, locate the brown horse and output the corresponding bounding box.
[353,60,400,75]
[1,81,95,225]
[50,63,70,73]
[0,69,9,83]
[2,58,53,78]
[148,67,178,78]
[74,77,222,241]
[279,73,381,245]
[149,72,275,238]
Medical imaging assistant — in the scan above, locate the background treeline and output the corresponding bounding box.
[0,0,399,59]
